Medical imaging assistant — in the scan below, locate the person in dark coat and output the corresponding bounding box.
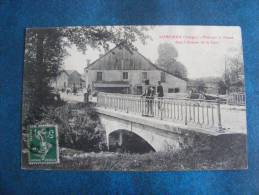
[157,81,164,97]
[157,81,164,109]
[142,80,154,116]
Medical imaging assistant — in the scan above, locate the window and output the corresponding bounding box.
[136,86,143,95]
[142,72,147,82]
[168,88,174,93]
[97,72,102,81]
[168,88,180,93]
[160,72,166,82]
[123,72,128,80]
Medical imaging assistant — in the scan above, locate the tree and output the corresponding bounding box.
[157,42,178,60]
[23,26,151,125]
[169,60,188,79]
[63,26,151,52]
[53,103,106,152]
[156,43,187,79]
[195,79,206,93]
[217,80,227,95]
[23,29,66,125]
[224,52,244,93]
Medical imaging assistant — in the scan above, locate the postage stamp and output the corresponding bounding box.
[28,125,59,164]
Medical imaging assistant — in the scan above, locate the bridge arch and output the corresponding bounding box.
[98,111,184,152]
[108,129,156,153]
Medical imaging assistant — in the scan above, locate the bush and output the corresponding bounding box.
[55,103,107,152]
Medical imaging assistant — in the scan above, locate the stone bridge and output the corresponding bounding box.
[94,93,246,152]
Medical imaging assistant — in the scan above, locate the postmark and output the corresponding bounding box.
[28,125,59,164]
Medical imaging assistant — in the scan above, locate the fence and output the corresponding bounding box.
[227,93,246,106]
[97,93,224,131]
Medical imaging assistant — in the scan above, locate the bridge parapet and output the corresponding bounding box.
[227,92,246,106]
[96,92,224,132]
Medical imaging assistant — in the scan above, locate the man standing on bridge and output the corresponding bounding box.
[142,80,154,116]
[157,81,164,110]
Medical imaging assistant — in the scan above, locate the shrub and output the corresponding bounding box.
[55,103,107,152]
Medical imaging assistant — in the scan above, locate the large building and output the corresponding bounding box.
[84,44,187,96]
[52,69,86,90]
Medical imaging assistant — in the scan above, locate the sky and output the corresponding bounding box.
[63,25,243,79]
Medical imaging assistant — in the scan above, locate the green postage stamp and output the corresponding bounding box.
[28,125,59,164]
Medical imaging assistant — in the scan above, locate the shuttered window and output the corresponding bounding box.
[161,72,166,82]
[97,72,102,81]
[168,88,180,93]
[142,72,147,82]
[123,72,128,80]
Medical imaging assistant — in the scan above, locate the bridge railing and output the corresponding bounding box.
[97,92,224,131]
[227,92,246,106]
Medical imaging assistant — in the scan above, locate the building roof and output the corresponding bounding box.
[65,69,81,76]
[87,44,187,81]
[65,70,75,75]
[60,69,82,77]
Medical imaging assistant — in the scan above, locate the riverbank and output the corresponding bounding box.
[22,132,247,171]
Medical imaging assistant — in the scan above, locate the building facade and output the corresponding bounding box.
[52,70,86,90]
[84,45,187,96]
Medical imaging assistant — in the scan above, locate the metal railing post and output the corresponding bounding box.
[217,98,224,132]
[126,97,129,113]
[160,99,163,120]
[184,102,187,125]
[116,96,118,110]
[104,95,107,109]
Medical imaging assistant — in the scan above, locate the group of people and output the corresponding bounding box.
[142,80,164,117]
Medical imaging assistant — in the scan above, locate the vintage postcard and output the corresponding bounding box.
[22,25,247,171]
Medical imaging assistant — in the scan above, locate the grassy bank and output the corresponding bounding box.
[22,133,247,171]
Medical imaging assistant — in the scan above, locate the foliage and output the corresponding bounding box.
[55,103,107,152]
[192,79,207,93]
[157,42,178,59]
[64,26,151,53]
[156,43,187,79]
[23,29,66,125]
[23,133,247,171]
[217,80,227,94]
[224,52,244,92]
[23,27,151,125]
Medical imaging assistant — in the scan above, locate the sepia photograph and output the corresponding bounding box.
[22,25,247,171]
